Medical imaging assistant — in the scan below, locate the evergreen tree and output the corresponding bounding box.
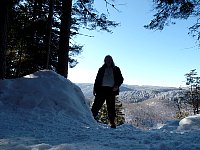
[57,0,72,78]
[115,96,125,126]
[184,69,200,114]
[96,96,125,126]
[0,0,11,79]
[57,0,119,77]
[145,0,195,30]
[145,0,200,43]
[3,0,119,78]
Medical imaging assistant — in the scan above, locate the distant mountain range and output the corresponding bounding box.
[76,83,191,129]
[76,83,184,102]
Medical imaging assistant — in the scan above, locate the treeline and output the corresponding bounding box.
[0,0,118,79]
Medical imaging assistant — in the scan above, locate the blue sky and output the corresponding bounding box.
[68,0,200,87]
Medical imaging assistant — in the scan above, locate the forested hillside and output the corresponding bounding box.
[77,83,183,103]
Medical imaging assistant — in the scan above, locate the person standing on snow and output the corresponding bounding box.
[91,55,124,128]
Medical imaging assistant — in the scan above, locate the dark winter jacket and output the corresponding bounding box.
[93,64,124,95]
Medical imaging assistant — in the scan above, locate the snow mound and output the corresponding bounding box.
[0,70,93,122]
[178,114,200,131]
[1,70,200,150]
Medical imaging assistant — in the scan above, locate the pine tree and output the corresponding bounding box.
[97,96,125,126]
[4,0,119,78]
[115,96,125,126]
[184,69,200,114]
[145,0,200,43]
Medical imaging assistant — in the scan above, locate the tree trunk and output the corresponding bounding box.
[57,0,72,78]
[46,0,54,69]
[0,0,9,79]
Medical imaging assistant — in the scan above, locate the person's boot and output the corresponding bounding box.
[109,118,116,129]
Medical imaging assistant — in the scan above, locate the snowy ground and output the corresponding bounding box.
[0,70,200,150]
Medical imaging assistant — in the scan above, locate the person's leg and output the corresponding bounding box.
[106,89,116,128]
[91,92,105,119]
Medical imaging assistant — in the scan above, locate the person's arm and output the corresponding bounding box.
[115,67,124,87]
[93,68,103,95]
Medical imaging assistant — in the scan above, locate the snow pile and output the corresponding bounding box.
[0,70,93,123]
[178,114,200,131]
[0,70,200,150]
